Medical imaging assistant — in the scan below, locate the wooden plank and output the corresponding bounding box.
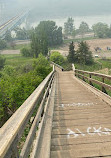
[51,70,111,158]
[51,135,111,146]
[31,74,56,158]
[53,112,111,121]
[51,142,111,158]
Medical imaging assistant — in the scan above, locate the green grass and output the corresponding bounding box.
[1,54,34,67]
[75,59,111,96]
[63,36,96,44]
[98,58,111,69]
[7,43,31,50]
[75,62,102,72]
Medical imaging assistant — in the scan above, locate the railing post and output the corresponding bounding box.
[53,65,55,71]
[89,74,93,86]
[82,72,85,81]
[102,77,107,94]
[72,64,75,75]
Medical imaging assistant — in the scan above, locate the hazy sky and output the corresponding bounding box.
[1,0,111,27]
[15,0,111,16]
[3,0,111,16]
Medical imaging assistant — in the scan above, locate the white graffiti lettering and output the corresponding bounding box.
[87,127,95,136]
[93,127,102,136]
[59,102,96,108]
[76,128,85,136]
[67,127,111,138]
[67,128,79,138]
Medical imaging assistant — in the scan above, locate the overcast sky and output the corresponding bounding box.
[2,0,111,16]
[1,0,111,27]
[14,0,111,16]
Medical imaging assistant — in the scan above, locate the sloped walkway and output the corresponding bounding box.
[51,69,111,158]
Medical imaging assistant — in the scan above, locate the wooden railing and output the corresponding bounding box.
[51,61,64,71]
[75,68,111,94]
[0,68,55,158]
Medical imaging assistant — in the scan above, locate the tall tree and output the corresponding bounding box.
[64,17,74,35]
[77,41,93,65]
[0,39,7,50]
[78,21,89,37]
[4,30,12,42]
[92,22,109,38]
[36,21,63,46]
[31,31,48,58]
[67,41,75,63]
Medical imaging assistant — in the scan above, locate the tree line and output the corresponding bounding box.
[68,41,93,65]
[64,17,111,38]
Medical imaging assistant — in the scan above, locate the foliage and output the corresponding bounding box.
[10,42,16,49]
[20,47,32,57]
[64,17,75,35]
[14,27,30,40]
[33,54,52,78]
[67,41,76,63]
[31,31,48,58]
[76,41,94,65]
[0,55,5,70]
[0,54,52,127]
[4,30,13,42]
[78,21,90,37]
[75,61,102,71]
[31,20,63,57]
[50,51,65,65]
[36,21,63,46]
[92,22,109,38]
[0,39,7,50]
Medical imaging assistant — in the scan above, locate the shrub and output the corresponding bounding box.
[0,39,7,50]
[50,51,65,65]
[20,47,32,57]
[0,56,5,69]
[0,54,52,127]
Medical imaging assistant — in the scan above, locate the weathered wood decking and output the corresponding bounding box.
[0,66,111,158]
[51,69,111,158]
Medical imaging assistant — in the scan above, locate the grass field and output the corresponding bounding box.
[64,36,96,44]
[7,43,31,50]
[75,58,111,96]
[1,54,34,67]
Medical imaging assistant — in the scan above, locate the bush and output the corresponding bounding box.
[0,54,52,127]
[20,47,32,57]
[0,39,7,50]
[50,51,65,65]
[33,54,52,78]
[0,56,5,69]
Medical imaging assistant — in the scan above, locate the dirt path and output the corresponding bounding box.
[0,50,20,55]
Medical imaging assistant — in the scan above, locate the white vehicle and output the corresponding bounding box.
[94,54,99,58]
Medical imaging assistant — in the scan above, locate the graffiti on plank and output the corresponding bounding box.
[59,103,96,108]
[67,127,111,138]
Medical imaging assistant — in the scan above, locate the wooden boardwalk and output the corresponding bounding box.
[1,67,111,158]
[51,69,111,158]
